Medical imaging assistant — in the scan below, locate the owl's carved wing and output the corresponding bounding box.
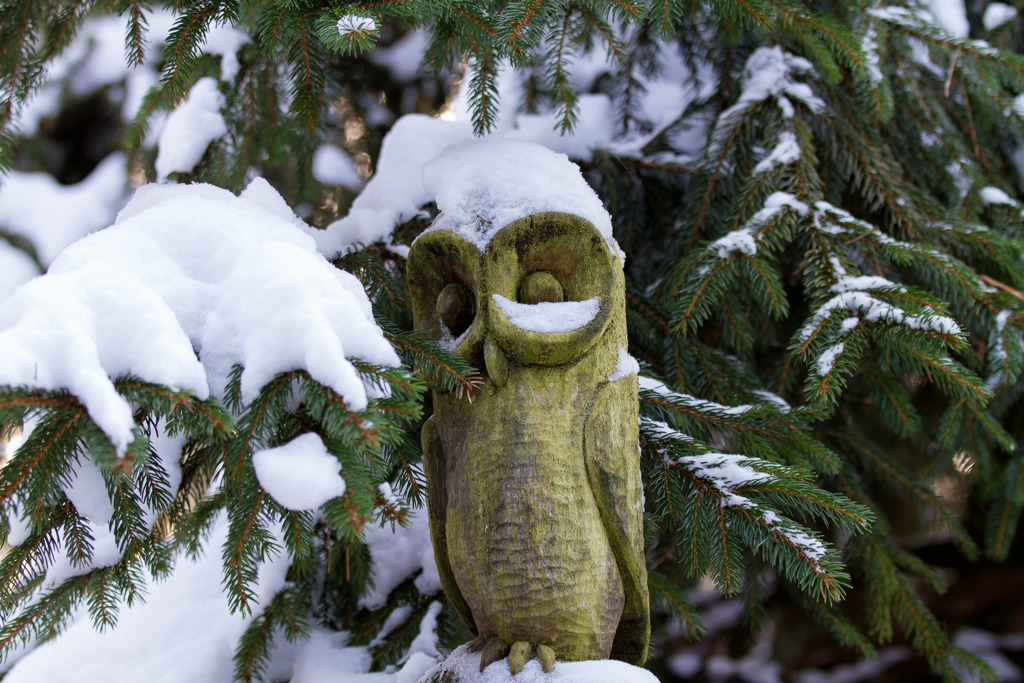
[421,416,479,637]
[584,376,651,665]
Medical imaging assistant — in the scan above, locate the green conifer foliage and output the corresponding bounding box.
[0,0,1022,681]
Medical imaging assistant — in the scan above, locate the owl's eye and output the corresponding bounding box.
[518,271,564,305]
[437,282,475,336]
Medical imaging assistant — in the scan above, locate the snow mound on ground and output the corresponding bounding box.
[420,138,620,259]
[0,178,399,453]
[1,513,291,682]
[2,510,444,682]
[26,429,186,588]
[441,644,659,683]
[253,433,347,510]
[361,510,441,609]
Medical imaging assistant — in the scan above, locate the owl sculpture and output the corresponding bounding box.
[406,211,650,677]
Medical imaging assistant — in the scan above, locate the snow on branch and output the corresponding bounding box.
[707,46,824,161]
[639,376,759,419]
[667,191,803,333]
[639,416,866,598]
[0,179,399,453]
[798,268,961,345]
[710,192,808,259]
[753,131,801,176]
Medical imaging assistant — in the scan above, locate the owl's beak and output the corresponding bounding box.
[483,337,509,389]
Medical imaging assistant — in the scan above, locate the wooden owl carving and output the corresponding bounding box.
[406,212,649,676]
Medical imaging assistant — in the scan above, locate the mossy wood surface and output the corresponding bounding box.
[408,213,650,669]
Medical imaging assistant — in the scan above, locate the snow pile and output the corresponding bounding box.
[710,193,808,259]
[491,295,601,333]
[449,37,717,162]
[440,644,659,683]
[439,322,471,351]
[155,77,228,180]
[12,12,175,136]
[3,509,450,682]
[870,5,993,56]
[314,115,474,255]
[608,346,640,381]
[714,46,824,137]
[14,9,250,142]
[361,510,442,609]
[0,152,128,266]
[991,310,1016,366]
[869,2,970,39]
[369,29,430,80]
[927,0,969,36]
[0,179,399,453]
[292,630,439,683]
[644,416,828,562]
[674,448,773,510]
[805,202,964,365]
[320,34,718,254]
[813,200,888,239]
[947,158,973,198]
[0,242,39,301]
[753,131,801,175]
[713,229,758,258]
[816,342,845,376]
[252,433,347,510]
[420,138,620,259]
[983,2,1018,30]
[203,24,252,81]
[980,186,1018,206]
[337,15,377,36]
[509,95,619,159]
[861,25,884,84]
[752,390,790,411]
[405,602,445,660]
[313,144,363,188]
[2,513,291,682]
[21,428,186,588]
[44,456,122,583]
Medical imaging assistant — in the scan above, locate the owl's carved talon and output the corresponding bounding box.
[536,644,556,673]
[479,636,508,672]
[467,635,488,653]
[508,641,532,675]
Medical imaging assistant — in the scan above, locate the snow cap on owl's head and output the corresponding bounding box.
[421,137,622,263]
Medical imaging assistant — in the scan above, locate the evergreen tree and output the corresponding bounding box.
[0,0,1022,681]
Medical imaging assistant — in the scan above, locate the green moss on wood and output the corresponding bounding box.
[408,212,650,670]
